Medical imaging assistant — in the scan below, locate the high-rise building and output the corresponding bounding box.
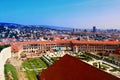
[93,26,96,32]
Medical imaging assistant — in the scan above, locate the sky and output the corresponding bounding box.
[0,0,120,29]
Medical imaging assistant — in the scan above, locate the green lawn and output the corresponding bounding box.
[22,60,32,69]
[25,70,37,80]
[4,64,18,80]
[22,58,48,80]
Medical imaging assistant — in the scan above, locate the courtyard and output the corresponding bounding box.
[5,51,120,80]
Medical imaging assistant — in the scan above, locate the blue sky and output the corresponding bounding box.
[0,0,120,29]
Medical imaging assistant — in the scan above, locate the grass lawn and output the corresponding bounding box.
[4,64,18,80]
[25,70,37,80]
[22,58,48,80]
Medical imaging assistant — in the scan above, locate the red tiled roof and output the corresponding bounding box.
[11,45,19,52]
[39,54,119,80]
[0,42,10,45]
[12,40,120,45]
[72,40,120,45]
[10,40,120,52]
[13,40,71,45]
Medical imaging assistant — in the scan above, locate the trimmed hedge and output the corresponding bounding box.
[84,52,102,60]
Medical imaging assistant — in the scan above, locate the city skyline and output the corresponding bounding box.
[0,0,120,29]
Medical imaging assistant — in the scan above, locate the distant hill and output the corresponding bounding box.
[0,22,72,30]
[0,22,24,28]
[40,25,72,30]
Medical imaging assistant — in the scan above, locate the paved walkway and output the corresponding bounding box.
[9,58,28,80]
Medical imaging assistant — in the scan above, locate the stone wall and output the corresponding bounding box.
[0,47,11,80]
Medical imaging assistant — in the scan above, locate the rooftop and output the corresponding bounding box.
[39,54,119,80]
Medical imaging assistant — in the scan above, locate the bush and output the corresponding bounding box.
[84,52,102,60]
[103,58,120,66]
[93,62,97,67]
[100,64,109,70]
[0,44,10,52]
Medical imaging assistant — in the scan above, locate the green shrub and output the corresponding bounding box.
[93,62,98,67]
[0,44,10,52]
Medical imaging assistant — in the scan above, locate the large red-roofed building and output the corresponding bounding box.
[11,40,120,61]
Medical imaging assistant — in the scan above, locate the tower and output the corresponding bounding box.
[93,26,96,32]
